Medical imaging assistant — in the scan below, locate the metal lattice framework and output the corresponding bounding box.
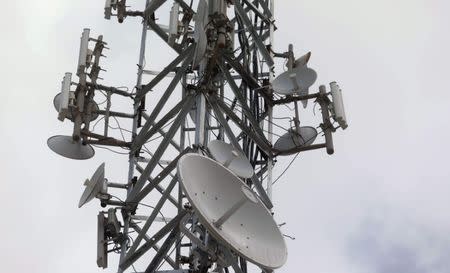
[48,1,347,273]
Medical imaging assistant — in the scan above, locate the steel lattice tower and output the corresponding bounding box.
[48,1,347,273]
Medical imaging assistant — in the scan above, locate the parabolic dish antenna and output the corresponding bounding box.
[294,51,312,67]
[274,126,317,155]
[208,140,254,179]
[272,66,317,96]
[79,163,107,208]
[47,135,95,160]
[53,91,99,121]
[193,26,207,68]
[192,0,208,67]
[177,154,287,269]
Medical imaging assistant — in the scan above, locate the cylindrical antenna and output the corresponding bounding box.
[330,82,348,129]
[58,72,72,121]
[77,28,90,76]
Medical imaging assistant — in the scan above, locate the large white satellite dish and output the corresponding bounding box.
[208,140,254,179]
[177,154,287,269]
[53,91,99,121]
[79,163,108,208]
[274,126,318,155]
[47,135,95,160]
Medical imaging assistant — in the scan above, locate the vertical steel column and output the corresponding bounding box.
[266,0,275,201]
[175,74,188,269]
[118,1,150,272]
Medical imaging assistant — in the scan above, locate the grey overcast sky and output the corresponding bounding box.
[1,1,450,273]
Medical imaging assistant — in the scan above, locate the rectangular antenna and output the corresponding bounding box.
[330,82,348,129]
[58,72,72,121]
[77,28,90,76]
[104,0,116,19]
[97,213,108,269]
[168,3,180,45]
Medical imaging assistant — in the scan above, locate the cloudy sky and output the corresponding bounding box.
[1,0,450,273]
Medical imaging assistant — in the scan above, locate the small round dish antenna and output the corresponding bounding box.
[53,91,99,121]
[274,126,317,155]
[53,92,70,112]
[272,66,317,96]
[79,163,108,208]
[208,140,254,178]
[177,154,287,269]
[294,51,312,67]
[47,135,95,160]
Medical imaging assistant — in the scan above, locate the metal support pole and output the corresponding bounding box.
[267,0,275,201]
[119,2,150,272]
[103,91,112,136]
[319,85,335,155]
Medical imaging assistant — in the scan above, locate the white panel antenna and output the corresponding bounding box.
[97,212,108,268]
[168,3,180,45]
[57,72,72,121]
[77,28,90,75]
[330,82,348,129]
[104,0,117,20]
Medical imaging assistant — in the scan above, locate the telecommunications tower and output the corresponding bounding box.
[48,0,348,273]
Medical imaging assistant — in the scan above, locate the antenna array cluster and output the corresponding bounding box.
[48,1,348,273]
